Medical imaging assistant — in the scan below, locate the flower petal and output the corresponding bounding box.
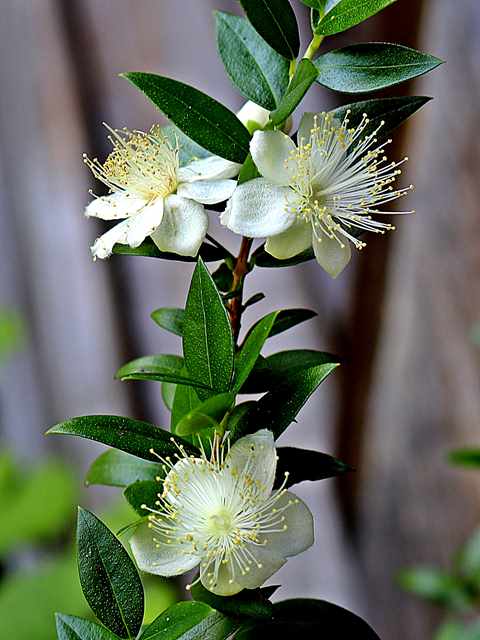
[200,559,243,596]
[236,101,270,133]
[259,491,314,559]
[312,233,352,278]
[85,192,147,220]
[130,521,201,577]
[250,130,296,186]
[265,219,312,260]
[151,194,208,257]
[91,199,164,260]
[221,179,294,238]
[236,545,286,590]
[178,155,241,183]
[226,430,277,499]
[177,179,237,204]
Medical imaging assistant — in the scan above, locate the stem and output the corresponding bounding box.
[304,33,324,60]
[227,236,253,344]
[289,58,297,81]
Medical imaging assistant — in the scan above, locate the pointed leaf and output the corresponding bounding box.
[270,59,318,126]
[123,72,250,163]
[55,614,119,640]
[85,449,160,488]
[315,0,397,36]
[245,308,317,342]
[124,481,160,517]
[275,447,352,489]
[151,308,185,337]
[449,448,480,469]
[190,583,273,621]
[113,238,228,261]
[239,0,300,60]
[77,508,144,638]
[252,244,314,268]
[183,258,234,400]
[115,355,211,391]
[233,312,278,392]
[171,384,202,432]
[175,392,235,437]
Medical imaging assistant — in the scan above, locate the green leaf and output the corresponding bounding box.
[275,446,352,488]
[191,583,273,621]
[123,72,250,164]
[124,481,160,516]
[171,384,202,431]
[435,622,469,640]
[237,152,261,184]
[162,382,177,411]
[252,244,315,268]
[151,308,185,337]
[77,508,144,638]
[330,95,432,142]
[175,393,235,437]
[239,0,299,60]
[215,12,289,110]
[0,307,25,366]
[162,124,210,166]
[233,312,278,392]
[233,358,339,439]
[183,258,235,400]
[315,0,397,36]
[115,355,211,391]
[212,263,234,293]
[270,59,318,126]
[398,569,472,610]
[47,415,198,462]
[458,527,480,583]
[314,43,442,94]
[245,308,317,342]
[113,238,228,262]
[139,601,238,640]
[300,0,326,9]
[55,614,119,640]
[449,448,480,469]
[85,449,160,488]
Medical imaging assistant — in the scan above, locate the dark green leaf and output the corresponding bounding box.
[124,481,160,516]
[215,12,289,110]
[171,384,202,432]
[398,569,472,610]
[270,59,318,126]
[315,0,397,36]
[252,244,315,267]
[139,601,238,640]
[212,263,234,293]
[243,293,265,309]
[113,238,228,262]
[275,446,352,488]
[151,308,185,337]
[240,0,300,60]
[330,95,432,142]
[301,0,326,9]
[77,508,144,638]
[123,72,250,163]
[449,448,480,469]
[115,355,211,391]
[85,449,160,488]
[175,393,235,437]
[55,614,119,640]
[315,43,442,93]
[245,308,317,342]
[191,583,273,620]
[237,152,261,184]
[47,415,198,462]
[162,124,210,166]
[233,312,278,392]
[183,258,235,400]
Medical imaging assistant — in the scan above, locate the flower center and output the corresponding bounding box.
[208,508,234,536]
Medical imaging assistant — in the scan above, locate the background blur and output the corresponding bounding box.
[0,1,479,638]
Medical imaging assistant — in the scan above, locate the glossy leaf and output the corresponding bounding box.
[85,449,160,488]
[124,481,160,516]
[139,601,238,640]
[449,448,480,469]
[300,0,326,8]
[215,12,289,110]
[239,0,299,60]
[162,124,210,166]
[171,384,202,431]
[245,308,317,342]
[315,43,442,93]
[151,308,185,337]
[161,382,177,411]
[113,238,228,262]
[47,415,198,462]
[191,583,273,621]
[77,508,144,638]
[252,244,314,267]
[315,0,397,36]
[275,446,352,488]
[123,72,250,163]
[55,614,119,640]
[234,312,278,392]
[183,258,234,400]
[115,355,210,391]
[175,392,235,437]
[270,59,318,126]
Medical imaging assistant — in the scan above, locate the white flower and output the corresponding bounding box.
[237,101,271,134]
[222,111,413,277]
[84,125,240,260]
[130,429,313,596]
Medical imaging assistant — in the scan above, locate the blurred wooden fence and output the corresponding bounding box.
[1,1,479,638]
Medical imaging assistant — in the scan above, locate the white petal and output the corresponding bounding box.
[162,458,208,507]
[178,155,241,183]
[259,491,314,558]
[177,179,236,204]
[226,430,276,498]
[265,220,312,260]
[250,130,296,186]
[236,101,270,133]
[130,522,201,577]
[312,233,352,278]
[91,199,164,260]
[200,559,243,596]
[297,112,317,146]
[236,546,286,590]
[221,178,294,238]
[151,194,208,257]
[85,192,146,220]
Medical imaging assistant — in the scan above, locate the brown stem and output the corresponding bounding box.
[227,236,253,344]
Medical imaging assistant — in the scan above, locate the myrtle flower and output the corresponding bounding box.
[222,111,413,277]
[84,125,240,260]
[130,429,313,596]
